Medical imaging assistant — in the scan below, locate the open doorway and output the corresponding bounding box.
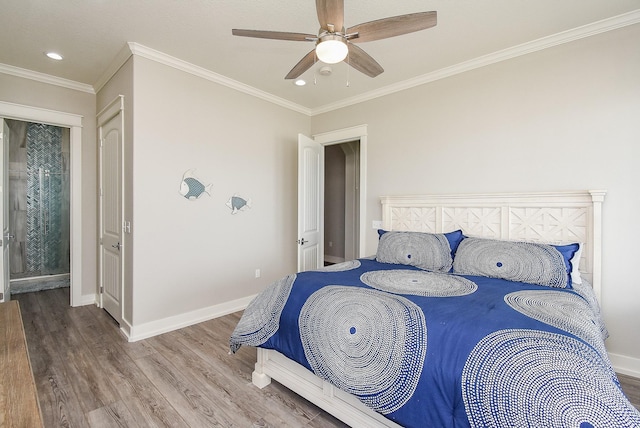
[324,141,360,265]
[5,119,71,294]
[312,124,368,265]
[297,126,367,270]
[0,101,83,307]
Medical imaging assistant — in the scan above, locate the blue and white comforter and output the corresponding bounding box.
[230,259,640,428]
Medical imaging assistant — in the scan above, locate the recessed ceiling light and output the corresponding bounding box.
[45,52,63,60]
[294,79,306,86]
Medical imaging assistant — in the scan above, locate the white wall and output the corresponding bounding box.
[311,24,640,373]
[0,73,98,302]
[128,56,310,332]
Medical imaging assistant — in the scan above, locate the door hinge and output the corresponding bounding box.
[0,292,3,301]
[100,286,104,294]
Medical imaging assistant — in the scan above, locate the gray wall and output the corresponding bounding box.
[324,144,346,262]
[97,55,311,331]
[311,23,640,372]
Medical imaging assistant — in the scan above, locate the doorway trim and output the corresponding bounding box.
[313,124,367,258]
[0,101,83,307]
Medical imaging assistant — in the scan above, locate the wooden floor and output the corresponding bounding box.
[15,288,347,428]
[14,288,640,427]
[0,300,42,427]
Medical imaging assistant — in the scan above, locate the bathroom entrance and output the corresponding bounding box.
[5,119,70,294]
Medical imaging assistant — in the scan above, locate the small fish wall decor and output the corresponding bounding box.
[179,169,213,201]
[226,194,251,214]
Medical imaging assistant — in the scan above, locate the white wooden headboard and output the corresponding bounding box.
[380,190,606,300]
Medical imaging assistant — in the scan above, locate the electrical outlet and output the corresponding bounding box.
[372,220,383,229]
[255,269,261,278]
[329,241,333,247]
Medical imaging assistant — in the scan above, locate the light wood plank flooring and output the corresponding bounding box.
[15,288,347,428]
[0,300,43,427]
[15,288,640,427]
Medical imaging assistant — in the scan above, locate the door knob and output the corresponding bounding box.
[112,242,121,250]
[297,238,308,245]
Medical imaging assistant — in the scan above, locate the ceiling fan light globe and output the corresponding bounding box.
[316,39,348,64]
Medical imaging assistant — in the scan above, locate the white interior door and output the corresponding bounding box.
[297,133,323,271]
[98,99,123,324]
[0,119,10,302]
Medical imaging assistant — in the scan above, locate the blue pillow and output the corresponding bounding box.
[553,243,581,285]
[452,237,579,288]
[444,229,464,256]
[376,230,464,272]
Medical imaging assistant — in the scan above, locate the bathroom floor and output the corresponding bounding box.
[10,275,70,294]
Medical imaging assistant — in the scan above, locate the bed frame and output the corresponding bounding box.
[252,190,606,427]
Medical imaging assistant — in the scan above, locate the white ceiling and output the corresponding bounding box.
[2,1,639,112]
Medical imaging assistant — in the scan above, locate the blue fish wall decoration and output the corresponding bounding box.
[180,169,213,200]
[226,194,252,214]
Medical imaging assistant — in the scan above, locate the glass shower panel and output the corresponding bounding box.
[8,120,70,279]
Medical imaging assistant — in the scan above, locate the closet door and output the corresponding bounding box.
[98,97,124,324]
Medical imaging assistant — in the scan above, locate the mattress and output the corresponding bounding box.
[230,258,639,427]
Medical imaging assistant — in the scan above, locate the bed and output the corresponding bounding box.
[230,190,640,427]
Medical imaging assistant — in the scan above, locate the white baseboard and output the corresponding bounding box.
[119,317,133,340]
[125,294,257,342]
[324,255,346,264]
[610,352,640,378]
[76,293,97,307]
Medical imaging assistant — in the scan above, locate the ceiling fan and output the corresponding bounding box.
[232,0,437,79]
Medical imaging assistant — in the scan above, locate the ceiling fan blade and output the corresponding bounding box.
[285,50,317,79]
[232,29,316,42]
[316,0,344,31]
[347,11,437,43]
[347,44,383,78]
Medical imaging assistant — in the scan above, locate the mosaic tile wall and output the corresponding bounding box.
[7,119,70,279]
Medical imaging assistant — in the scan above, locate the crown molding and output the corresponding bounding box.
[126,42,312,116]
[2,9,637,114]
[310,9,640,115]
[0,63,95,94]
[93,43,135,93]
[108,9,640,115]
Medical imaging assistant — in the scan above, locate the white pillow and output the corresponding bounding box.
[570,244,583,285]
